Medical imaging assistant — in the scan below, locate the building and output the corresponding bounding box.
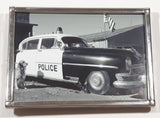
[15,13,38,50]
[80,25,145,54]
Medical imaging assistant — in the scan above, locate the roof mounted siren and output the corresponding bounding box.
[56,27,63,34]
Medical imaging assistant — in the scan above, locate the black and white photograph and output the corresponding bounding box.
[6,8,154,107]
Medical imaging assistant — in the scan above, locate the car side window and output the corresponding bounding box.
[41,38,55,49]
[27,39,39,50]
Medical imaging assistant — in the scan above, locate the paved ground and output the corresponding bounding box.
[14,79,147,102]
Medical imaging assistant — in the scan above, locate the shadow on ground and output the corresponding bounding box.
[25,76,146,98]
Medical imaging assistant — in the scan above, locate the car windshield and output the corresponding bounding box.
[62,37,88,48]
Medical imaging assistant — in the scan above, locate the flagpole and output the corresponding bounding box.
[103,14,116,48]
[104,22,107,48]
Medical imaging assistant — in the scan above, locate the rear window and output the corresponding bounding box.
[41,38,55,49]
[22,43,27,50]
[27,39,39,50]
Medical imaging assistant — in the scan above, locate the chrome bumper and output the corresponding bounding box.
[113,64,146,89]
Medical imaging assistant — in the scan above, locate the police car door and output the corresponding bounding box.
[36,37,63,80]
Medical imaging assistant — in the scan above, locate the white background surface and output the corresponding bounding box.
[1,0,160,117]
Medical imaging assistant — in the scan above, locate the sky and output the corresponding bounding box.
[30,13,144,36]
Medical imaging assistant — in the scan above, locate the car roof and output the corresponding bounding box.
[18,33,78,49]
[23,34,75,42]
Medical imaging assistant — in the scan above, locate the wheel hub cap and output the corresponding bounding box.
[89,74,105,90]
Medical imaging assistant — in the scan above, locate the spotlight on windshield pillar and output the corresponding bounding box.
[56,27,63,34]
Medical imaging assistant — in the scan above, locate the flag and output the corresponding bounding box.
[104,14,115,32]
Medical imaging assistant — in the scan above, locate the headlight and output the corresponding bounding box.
[125,57,132,72]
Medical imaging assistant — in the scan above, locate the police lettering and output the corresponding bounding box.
[38,64,57,72]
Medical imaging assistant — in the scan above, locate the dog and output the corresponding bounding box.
[15,60,28,89]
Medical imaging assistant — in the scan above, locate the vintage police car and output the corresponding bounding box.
[15,31,145,95]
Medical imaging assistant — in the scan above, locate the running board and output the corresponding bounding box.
[64,76,79,83]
